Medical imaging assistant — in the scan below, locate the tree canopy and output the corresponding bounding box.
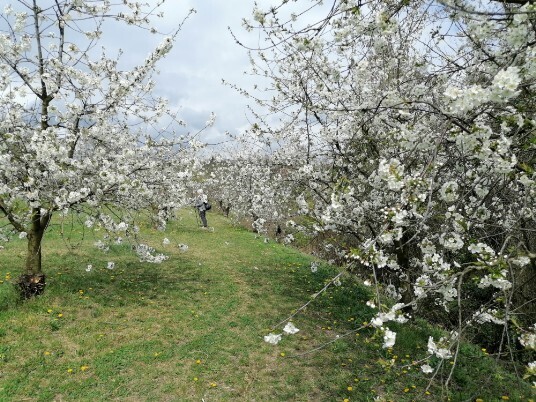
[0,0,201,295]
[209,0,536,386]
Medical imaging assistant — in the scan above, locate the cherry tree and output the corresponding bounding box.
[203,138,298,238]
[234,0,535,386]
[0,1,199,296]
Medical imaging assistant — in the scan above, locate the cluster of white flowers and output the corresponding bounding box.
[478,270,512,291]
[310,262,318,273]
[473,309,506,325]
[491,67,521,100]
[135,244,168,264]
[377,159,405,191]
[439,181,458,203]
[445,67,521,114]
[468,242,499,266]
[427,336,453,360]
[519,324,536,350]
[382,327,396,349]
[263,321,300,345]
[370,303,408,330]
[421,364,434,374]
[439,232,464,251]
[283,234,294,244]
[263,333,282,345]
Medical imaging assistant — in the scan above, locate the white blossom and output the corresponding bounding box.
[421,364,434,374]
[382,328,397,348]
[263,333,282,345]
[283,322,300,335]
[440,181,459,203]
[478,271,512,290]
[427,336,452,359]
[519,330,536,350]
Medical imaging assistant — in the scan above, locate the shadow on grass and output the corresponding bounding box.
[0,250,212,310]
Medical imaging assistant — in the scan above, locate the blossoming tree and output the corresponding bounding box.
[203,139,297,238]
[0,1,198,296]
[231,0,535,386]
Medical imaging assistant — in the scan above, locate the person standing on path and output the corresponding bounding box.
[194,189,209,228]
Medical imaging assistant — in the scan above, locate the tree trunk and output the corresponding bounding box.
[25,229,44,273]
[17,210,50,298]
[394,234,414,313]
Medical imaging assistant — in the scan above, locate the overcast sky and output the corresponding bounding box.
[5,0,323,145]
[138,0,272,145]
[111,0,328,146]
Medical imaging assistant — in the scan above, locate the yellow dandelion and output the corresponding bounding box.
[404,388,410,393]
[44,351,51,356]
[280,352,285,357]
[57,313,63,318]
[501,397,509,400]
[196,359,201,364]
[475,399,484,402]
[193,377,198,381]
[344,399,350,402]
[80,365,89,371]
[210,382,217,387]
[347,386,353,391]
[47,309,52,313]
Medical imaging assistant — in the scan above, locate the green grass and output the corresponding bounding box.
[0,210,533,401]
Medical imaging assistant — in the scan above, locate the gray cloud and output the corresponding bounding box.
[150,0,265,145]
[5,0,271,145]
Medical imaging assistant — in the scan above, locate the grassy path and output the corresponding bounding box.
[0,211,533,401]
